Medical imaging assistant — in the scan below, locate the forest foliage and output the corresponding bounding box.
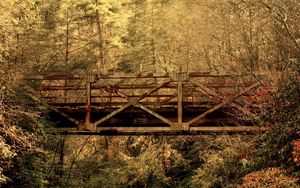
[0,0,299,187]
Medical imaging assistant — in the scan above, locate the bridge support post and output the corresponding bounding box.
[177,73,183,130]
[85,75,95,131]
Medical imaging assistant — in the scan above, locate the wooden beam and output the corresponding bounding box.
[189,80,221,100]
[51,107,79,125]
[32,92,81,126]
[159,94,177,104]
[103,86,129,100]
[137,80,172,102]
[135,103,173,126]
[85,80,91,129]
[55,126,268,135]
[177,78,183,129]
[115,90,129,100]
[94,103,131,127]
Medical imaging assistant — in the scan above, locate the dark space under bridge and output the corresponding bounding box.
[27,72,270,135]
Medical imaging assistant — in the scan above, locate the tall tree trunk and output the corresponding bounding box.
[64,9,70,102]
[150,2,159,107]
[186,28,190,72]
[95,0,104,68]
[65,9,70,65]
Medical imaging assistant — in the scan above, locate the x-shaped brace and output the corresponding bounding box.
[184,80,261,130]
[94,80,174,127]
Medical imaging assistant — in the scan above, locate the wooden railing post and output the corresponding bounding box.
[177,73,183,130]
[85,74,94,130]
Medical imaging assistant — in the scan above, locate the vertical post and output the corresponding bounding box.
[64,79,68,103]
[85,75,92,130]
[177,73,183,130]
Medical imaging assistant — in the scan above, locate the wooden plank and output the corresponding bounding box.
[91,84,177,89]
[189,72,242,78]
[95,74,170,79]
[39,86,85,91]
[49,101,219,107]
[26,74,82,80]
[27,72,268,81]
[92,94,175,99]
[42,95,176,100]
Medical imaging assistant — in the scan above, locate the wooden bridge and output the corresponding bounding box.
[27,72,269,135]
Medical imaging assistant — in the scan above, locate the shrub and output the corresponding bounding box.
[239,168,299,187]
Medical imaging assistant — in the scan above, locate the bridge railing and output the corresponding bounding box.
[26,72,270,132]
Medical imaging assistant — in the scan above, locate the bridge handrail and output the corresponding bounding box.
[26,72,268,81]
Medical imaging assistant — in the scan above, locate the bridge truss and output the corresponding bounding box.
[28,72,269,135]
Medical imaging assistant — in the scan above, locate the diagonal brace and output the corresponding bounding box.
[94,103,131,126]
[137,80,172,102]
[157,93,177,104]
[135,103,174,126]
[52,107,79,125]
[189,80,221,101]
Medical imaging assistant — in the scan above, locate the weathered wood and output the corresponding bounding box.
[51,107,79,125]
[137,80,173,101]
[177,77,183,129]
[55,126,268,135]
[28,72,269,134]
[189,80,222,100]
[114,90,129,100]
[49,101,217,107]
[43,94,176,100]
[135,103,173,126]
[39,86,85,91]
[188,82,261,125]
[94,103,131,127]
[27,71,268,80]
[85,80,91,129]
[191,80,259,120]
[159,94,177,104]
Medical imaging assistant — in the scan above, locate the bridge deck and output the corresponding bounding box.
[54,126,268,135]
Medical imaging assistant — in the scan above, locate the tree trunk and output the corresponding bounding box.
[95,0,104,68]
[65,9,70,65]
